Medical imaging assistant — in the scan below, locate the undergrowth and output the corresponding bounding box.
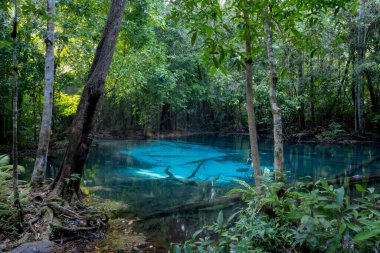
[0,154,29,242]
[172,172,380,253]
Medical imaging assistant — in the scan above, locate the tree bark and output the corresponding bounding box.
[297,55,305,129]
[11,0,22,221]
[160,103,172,132]
[31,0,55,188]
[365,69,378,113]
[50,0,126,200]
[324,51,353,119]
[309,58,315,127]
[243,11,261,187]
[264,6,284,183]
[355,0,366,132]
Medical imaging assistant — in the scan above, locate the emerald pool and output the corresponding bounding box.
[78,135,380,214]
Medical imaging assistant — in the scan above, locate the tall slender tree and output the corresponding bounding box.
[31,0,55,188]
[50,0,126,200]
[11,0,22,221]
[243,10,261,187]
[263,5,284,182]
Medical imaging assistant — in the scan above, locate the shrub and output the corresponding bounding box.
[172,174,380,253]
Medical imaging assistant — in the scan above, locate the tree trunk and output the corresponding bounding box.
[297,55,305,129]
[50,0,126,200]
[365,70,378,113]
[31,0,55,188]
[11,0,22,221]
[243,11,261,187]
[324,51,353,119]
[264,7,284,183]
[355,0,366,132]
[160,103,172,132]
[309,58,315,127]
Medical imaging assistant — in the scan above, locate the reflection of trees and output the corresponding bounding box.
[80,138,380,216]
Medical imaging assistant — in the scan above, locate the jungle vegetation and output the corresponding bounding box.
[0,0,380,251]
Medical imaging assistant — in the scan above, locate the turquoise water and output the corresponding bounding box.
[79,135,380,214]
[38,135,380,250]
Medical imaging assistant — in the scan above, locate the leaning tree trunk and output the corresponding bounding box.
[31,0,55,188]
[50,0,126,200]
[11,0,22,221]
[264,7,284,183]
[243,11,261,187]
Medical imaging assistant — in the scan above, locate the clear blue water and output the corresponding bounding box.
[28,134,379,250]
[80,135,380,214]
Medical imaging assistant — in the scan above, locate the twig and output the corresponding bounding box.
[51,223,99,232]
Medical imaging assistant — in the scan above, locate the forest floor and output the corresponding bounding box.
[2,192,157,253]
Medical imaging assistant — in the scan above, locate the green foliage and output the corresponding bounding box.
[64,173,81,185]
[173,176,380,252]
[1,0,380,142]
[0,155,29,239]
[316,123,346,141]
[55,92,80,117]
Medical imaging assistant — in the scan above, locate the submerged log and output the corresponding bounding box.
[337,155,380,178]
[329,173,380,185]
[141,194,242,220]
[164,166,196,185]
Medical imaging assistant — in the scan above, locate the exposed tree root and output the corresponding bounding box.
[4,193,109,252]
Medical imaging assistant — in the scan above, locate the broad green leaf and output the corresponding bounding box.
[335,187,344,208]
[192,228,203,239]
[217,210,224,227]
[0,155,9,166]
[355,184,366,193]
[354,230,380,242]
[339,223,346,234]
[191,32,197,46]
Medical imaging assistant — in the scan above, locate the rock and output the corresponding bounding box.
[12,241,59,253]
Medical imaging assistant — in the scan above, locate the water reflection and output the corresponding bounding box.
[60,135,379,217]
[21,135,380,251]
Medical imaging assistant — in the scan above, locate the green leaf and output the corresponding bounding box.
[334,7,340,15]
[335,187,344,208]
[217,210,224,227]
[191,32,197,46]
[339,223,346,234]
[354,230,380,242]
[0,155,9,166]
[369,209,380,217]
[223,24,231,33]
[192,228,203,239]
[212,56,219,68]
[355,184,366,193]
[320,178,329,190]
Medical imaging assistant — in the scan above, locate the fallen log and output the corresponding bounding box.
[336,155,380,178]
[140,194,242,220]
[328,173,380,185]
[164,166,196,185]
